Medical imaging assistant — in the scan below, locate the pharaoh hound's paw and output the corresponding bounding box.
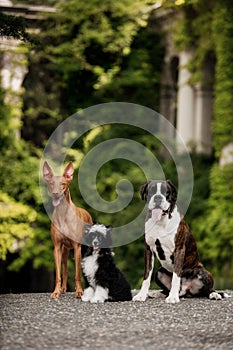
[50,290,61,299]
[75,289,84,298]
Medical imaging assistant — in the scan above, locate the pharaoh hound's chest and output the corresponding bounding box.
[145,216,180,272]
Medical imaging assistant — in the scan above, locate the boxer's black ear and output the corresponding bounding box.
[166,180,177,217]
[140,181,150,201]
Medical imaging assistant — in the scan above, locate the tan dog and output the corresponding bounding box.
[43,161,93,298]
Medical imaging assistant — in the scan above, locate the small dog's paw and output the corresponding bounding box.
[81,287,94,302]
[209,292,222,300]
[81,295,91,302]
[133,292,147,302]
[165,294,180,304]
[90,297,105,303]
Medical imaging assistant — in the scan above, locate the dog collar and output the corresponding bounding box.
[148,208,169,220]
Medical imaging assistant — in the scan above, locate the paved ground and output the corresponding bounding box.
[0,291,233,350]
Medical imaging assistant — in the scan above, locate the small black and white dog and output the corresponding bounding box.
[81,224,132,303]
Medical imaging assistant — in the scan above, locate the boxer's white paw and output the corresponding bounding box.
[165,293,180,304]
[209,292,222,300]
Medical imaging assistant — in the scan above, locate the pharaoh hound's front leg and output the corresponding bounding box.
[61,246,70,293]
[133,242,154,301]
[74,243,83,298]
[51,244,62,299]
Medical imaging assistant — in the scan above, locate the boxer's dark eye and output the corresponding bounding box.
[161,183,167,195]
[148,186,156,196]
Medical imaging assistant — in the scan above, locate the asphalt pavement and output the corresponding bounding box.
[0,291,232,350]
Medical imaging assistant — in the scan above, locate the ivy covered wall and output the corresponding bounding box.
[170,0,233,286]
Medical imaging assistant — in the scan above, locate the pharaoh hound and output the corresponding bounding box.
[43,161,93,298]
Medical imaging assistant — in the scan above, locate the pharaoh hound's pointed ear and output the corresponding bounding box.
[140,181,151,201]
[43,161,53,182]
[166,180,177,218]
[63,162,74,181]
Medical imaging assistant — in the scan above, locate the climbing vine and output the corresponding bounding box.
[212,2,233,156]
[165,0,233,286]
[169,0,233,155]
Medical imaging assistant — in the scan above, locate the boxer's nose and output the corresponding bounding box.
[154,195,162,205]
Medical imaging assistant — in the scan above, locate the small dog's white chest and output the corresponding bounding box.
[82,253,98,286]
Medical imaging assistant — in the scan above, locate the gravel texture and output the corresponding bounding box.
[0,291,233,350]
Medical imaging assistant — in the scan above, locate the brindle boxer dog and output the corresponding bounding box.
[133,180,226,303]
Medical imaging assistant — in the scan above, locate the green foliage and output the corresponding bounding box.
[46,0,152,110]
[22,0,162,146]
[212,3,233,156]
[172,1,216,83]
[0,88,14,150]
[97,25,164,109]
[0,12,37,43]
[12,0,56,4]
[8,213,53,272]
[185,154,213,221]
[0,145,41,208]
[0,141,54,270]
[193,164,233,286]
[0,191,37,261]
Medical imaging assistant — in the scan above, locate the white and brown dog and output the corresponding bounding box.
[133,180,225,304]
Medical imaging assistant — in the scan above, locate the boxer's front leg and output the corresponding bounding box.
[166,242,185,304]
[165,272,181,304]
[133,241,154,302]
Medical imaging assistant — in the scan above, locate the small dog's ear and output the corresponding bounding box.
[166,180,177,217]
[105,228,113,248]
[43,161,53,182]
[140,181,150,201]
[63,162,74,181]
